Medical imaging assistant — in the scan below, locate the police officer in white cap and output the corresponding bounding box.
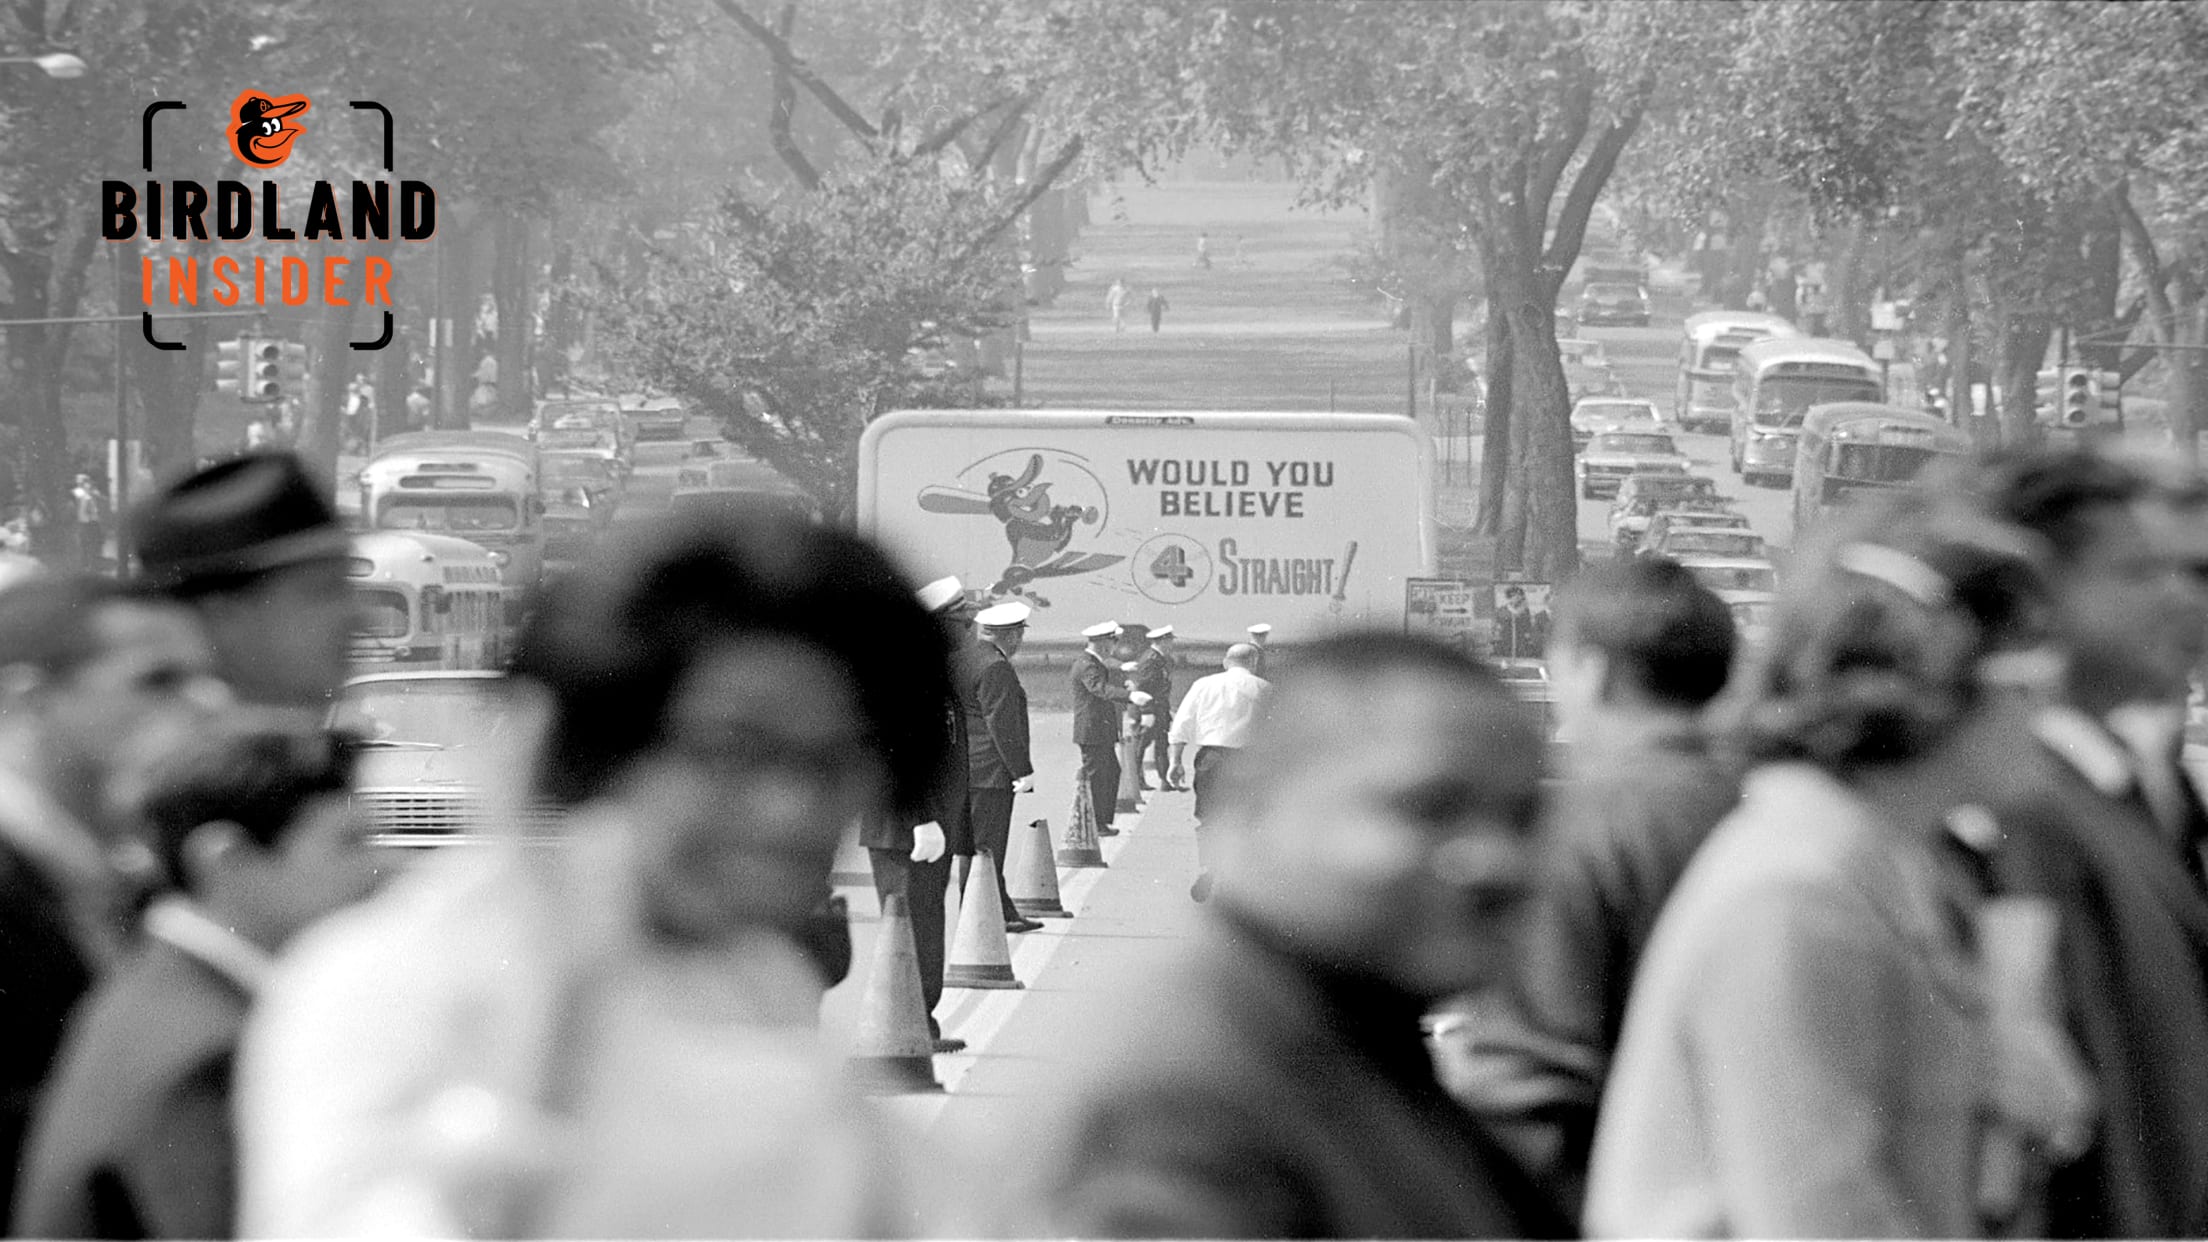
[1072,621,1153,842]
[859,577,970,1050]
[1134,625,1179,790]
[963,600,1035,932]
[1246,622,1273,678]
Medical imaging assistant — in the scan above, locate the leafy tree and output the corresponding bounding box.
[596,160,1026,518]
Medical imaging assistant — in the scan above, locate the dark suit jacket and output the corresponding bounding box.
[1133,648,1174,722]
[13,937,243,1239]
[1987,743,2208,1237]
[860,695,972,854]
[1052,919,1568,1239]
[0,841,98,1234]
[1070,650,1134,746]
[961,639,1032,790]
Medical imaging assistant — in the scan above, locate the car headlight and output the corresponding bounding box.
[487,550,511,567]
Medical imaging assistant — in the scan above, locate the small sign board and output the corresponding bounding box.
[1405,577,1482,648]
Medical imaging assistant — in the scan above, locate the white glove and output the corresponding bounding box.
[1130,690,1154,706]
[1012,775,1035,794]
[910,821,946,863]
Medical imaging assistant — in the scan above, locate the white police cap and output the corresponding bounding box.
[916,576,965,613]
[1247,622,1273,635]
[975,601,1031,629]
[1081,621,1119,639]
[1147,625,1175,639]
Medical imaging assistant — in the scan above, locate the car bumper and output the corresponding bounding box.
[1579,470,1634,498]
[1742,436,1797,473]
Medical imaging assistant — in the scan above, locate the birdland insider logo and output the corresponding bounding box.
[104,91,436,348]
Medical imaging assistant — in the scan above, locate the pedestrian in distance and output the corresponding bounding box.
[127,453,357,712]
[1492,585,1550,660]
[1166,643,1268,904]
[14,713,377,1239]
[1105,278,1129,334]
[0,575,231,1232]
[1585,490,2097,1237]
[964,600,1037,933]
[1133,625,1178,790]
[1195,231,1211,269]
[1050,633,1568,1239]
[236,508,950,1238]
[858,575,972,1054]
[1442,556,1741,1220]
[69,474,104,571]
[1072,621,1152,848]
[1145,287,1169,334]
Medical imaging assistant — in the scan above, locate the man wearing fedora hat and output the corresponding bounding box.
[128,454,357,711]
[859,577,971,1051]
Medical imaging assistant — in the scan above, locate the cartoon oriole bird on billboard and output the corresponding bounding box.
[918,453,1121,606]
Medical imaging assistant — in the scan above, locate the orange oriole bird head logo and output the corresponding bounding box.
[230,90,309,168]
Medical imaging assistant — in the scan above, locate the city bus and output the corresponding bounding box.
[1729,337,1884,488]
[1674,311,1798,433]
[1791,402,1974,533]
[346,531,515,671]
[359,430,544,601]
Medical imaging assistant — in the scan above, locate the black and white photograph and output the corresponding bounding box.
[0,0,2206,1237]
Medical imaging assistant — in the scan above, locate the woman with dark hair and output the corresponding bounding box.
[235,511,953,1238]
[1584,488,2097,1238]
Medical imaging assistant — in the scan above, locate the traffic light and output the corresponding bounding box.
[278,341,308,397]
[246,338,282,403]
[215,338,245,395]
[2061,367,2094,427]
[2093,369,2123,424]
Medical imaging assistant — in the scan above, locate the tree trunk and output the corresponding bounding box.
[295,274,361,486]
[436,212,479,428]
[492,213,532,424]
[1831,224,1871,344]
[1996,314,2049,449]
[1475,283,1512,535]
[1486,228,1578,584]
[116,250,206,480]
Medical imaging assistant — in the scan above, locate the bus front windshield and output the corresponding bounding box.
[1753,375,1883,427]
[1831,443,1945,486]
[379,495,520,534]
[353,588,410,637]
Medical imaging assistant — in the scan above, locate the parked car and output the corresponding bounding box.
[621,394,689,442]
[1571,396,1663,447]
[1679,556,1781,600]
[1578,281,1652,327]
[1644,526,1768,562]
[1608,474,1732,552]
[1576,430,1691,500]
[1640,510,1755,558]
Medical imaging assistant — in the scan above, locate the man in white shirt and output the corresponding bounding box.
[1169,644,1269,902]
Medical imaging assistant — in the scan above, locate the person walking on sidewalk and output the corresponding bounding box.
[860,577,971,1053]
[1168,643,1269,903]
[1145,288,1169,334]
[1134,626,1178,790]
[1195,232,1211,269]
[964,602,1036,934]
[1073,622,1152,846]
[1105,279,1129,334]
[1050,634,1566,1239]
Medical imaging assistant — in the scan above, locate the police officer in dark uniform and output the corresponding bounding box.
[1073,621,1152,840]
[1134,625,1179,789]
[963,601,1035,933]
[861,577,972,1052]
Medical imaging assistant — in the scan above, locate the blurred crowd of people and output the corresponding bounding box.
[0,438,2205,1239]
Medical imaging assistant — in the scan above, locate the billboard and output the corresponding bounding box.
[857,411,1435,644]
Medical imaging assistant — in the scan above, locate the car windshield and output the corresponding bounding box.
[545,456,614,482]
[1638,477,1719,500]
[1690,565,1779,592]
[332,678,516,751]
[539,429,610,451]
[352,588,409,638]
[1665,531,1764,557]
[1586,283,1641,299]
[1592,434,1676,455]
[378,495,519,533]
[1831,443,1947,485]
[1577,402,1651,423]
[1753,375,1884,426]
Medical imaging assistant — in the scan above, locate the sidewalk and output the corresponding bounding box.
[821,714,1204,1228]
